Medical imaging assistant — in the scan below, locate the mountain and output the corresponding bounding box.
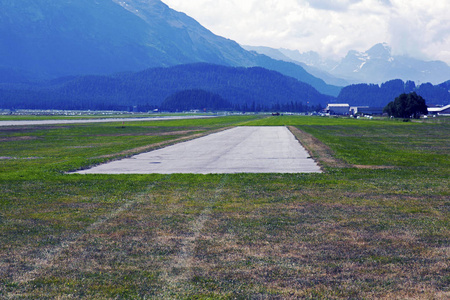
[278,49,339,72]
[246,43,450,85]
[331,43,450,85]
[0,0,339,96]
[438,80,450,91]
[0,63,334,111]
[110,0,255,67]
[243,46,294,63]
[243,46,349,87]
[0,0,250,78]
[0,0,164,79]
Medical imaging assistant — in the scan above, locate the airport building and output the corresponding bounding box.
[428,104,450,116]
[350,106,384,116]
[325,104,350,115]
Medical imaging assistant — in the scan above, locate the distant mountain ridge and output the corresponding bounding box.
[332,44,450,85]
[0,0,340,96]
[245,43,450,85]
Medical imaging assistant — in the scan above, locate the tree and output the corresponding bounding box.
[383,92,428,119]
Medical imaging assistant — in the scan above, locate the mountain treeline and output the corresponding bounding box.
[337,79,450,107]
[0,63,334,111]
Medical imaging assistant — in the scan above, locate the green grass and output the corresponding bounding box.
[302,123,449,167]
[247,115,402,126]
[0,115,448,299]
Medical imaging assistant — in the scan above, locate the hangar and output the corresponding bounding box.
[428,105,450,116]
[350,106,384,116]
[326,104,350,115]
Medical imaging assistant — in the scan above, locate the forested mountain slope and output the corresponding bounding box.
[0,0,339,96]
[0,64,333,111]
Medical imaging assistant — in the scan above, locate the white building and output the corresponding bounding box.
[350,106,384,116]
[428,105,450,116]
[326,104,350,115]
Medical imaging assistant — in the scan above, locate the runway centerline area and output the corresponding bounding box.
[75,126,322,174]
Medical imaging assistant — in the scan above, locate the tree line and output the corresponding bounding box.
[0,63,333,112]
[337,79,450,107]
[2,63,448,113]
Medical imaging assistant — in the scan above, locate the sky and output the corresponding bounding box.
[163,0,450,65]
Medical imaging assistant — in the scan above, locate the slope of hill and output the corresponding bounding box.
[0,63,334,111]
[111,0,255,67]
[0,0,166,78]
[0,0,340,96]
[438,80,450,91]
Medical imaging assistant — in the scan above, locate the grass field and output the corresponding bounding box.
[0,115,448,299]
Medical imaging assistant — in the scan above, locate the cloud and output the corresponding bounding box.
[304,0,363,11]
[386,1,450,61]
[379,0,392,5]
[163,0,450,65]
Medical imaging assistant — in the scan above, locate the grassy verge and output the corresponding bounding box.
[0,115,448,299]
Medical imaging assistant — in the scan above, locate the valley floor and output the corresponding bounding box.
[0,115,448,299]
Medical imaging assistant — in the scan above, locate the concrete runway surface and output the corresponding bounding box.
[76,126,322,174]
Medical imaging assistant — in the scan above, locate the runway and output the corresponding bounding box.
[76,126,322,174]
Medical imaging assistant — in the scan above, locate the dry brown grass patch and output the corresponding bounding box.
[288,126,348,168]
[94,129,201,137]
[353,164,397,169]
[0,136,38,142]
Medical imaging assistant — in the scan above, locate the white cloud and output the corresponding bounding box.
[305,0,363,11]
[386,1,450,62]
[163,0,450,65]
